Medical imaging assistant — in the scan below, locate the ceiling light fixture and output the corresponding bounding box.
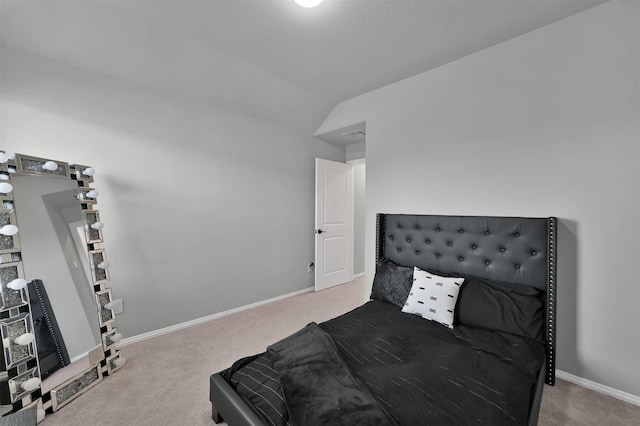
[295,0,322,8]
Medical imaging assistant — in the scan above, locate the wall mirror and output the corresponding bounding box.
[0,152,124,421]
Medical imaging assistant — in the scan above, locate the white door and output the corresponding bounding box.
[315,158,353,291]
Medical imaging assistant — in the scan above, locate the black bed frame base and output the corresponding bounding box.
[210,368,547,426]
[210,374,263,425]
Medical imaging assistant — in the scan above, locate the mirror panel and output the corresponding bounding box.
[0,262,28,311]
[1,313,35,368]
[0,209,20,254]
[51,365,102,411]
[0,153,123,420]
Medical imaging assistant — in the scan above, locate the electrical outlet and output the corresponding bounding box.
[308,262,315,272]
[109,298,124,314]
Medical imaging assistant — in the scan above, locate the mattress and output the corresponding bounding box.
[223,300,545,426]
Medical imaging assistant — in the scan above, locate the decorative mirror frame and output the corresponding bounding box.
[0,152,123,420]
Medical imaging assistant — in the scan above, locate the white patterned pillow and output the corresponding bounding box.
[401,267,464,329]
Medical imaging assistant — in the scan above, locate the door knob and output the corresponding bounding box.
[315,229,324,234]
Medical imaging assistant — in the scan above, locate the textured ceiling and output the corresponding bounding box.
[0,0,605,133]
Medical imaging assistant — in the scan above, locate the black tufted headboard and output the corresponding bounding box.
[376,213,557,385]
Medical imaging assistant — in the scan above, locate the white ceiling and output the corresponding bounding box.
[0,0,605,134]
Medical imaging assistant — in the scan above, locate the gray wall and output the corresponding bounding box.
[317,2,640,397]
[346,142,366,161]
[1,47,346,338]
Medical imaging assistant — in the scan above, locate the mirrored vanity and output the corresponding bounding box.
[0,152,124,421]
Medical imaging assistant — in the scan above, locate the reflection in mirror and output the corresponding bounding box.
[11,175,102,392]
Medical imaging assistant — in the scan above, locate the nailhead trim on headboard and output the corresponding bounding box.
[546,217,557,385]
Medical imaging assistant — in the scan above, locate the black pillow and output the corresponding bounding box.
[370,258,414,308]
[455,277,545,342]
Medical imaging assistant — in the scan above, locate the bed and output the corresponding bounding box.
[209,213,557,425]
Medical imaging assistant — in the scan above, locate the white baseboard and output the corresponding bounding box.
[121,286,314,346]
[69,349,90,364]
[353,272,365,278]
[556,369,640,407]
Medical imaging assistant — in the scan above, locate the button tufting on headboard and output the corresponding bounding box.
[381,214,550,290]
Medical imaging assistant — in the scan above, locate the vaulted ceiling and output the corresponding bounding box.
[0,0,605,133]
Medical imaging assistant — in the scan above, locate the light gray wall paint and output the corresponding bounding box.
[1,47,346,338]
[318,2,640,397]
[348,160,366,275]
[346,141,366,161]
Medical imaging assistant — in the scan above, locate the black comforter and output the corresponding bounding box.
[224,300,544,426]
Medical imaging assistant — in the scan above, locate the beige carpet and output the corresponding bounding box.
[41,277,640,425]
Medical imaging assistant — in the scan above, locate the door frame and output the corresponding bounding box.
[346,158,365,279]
